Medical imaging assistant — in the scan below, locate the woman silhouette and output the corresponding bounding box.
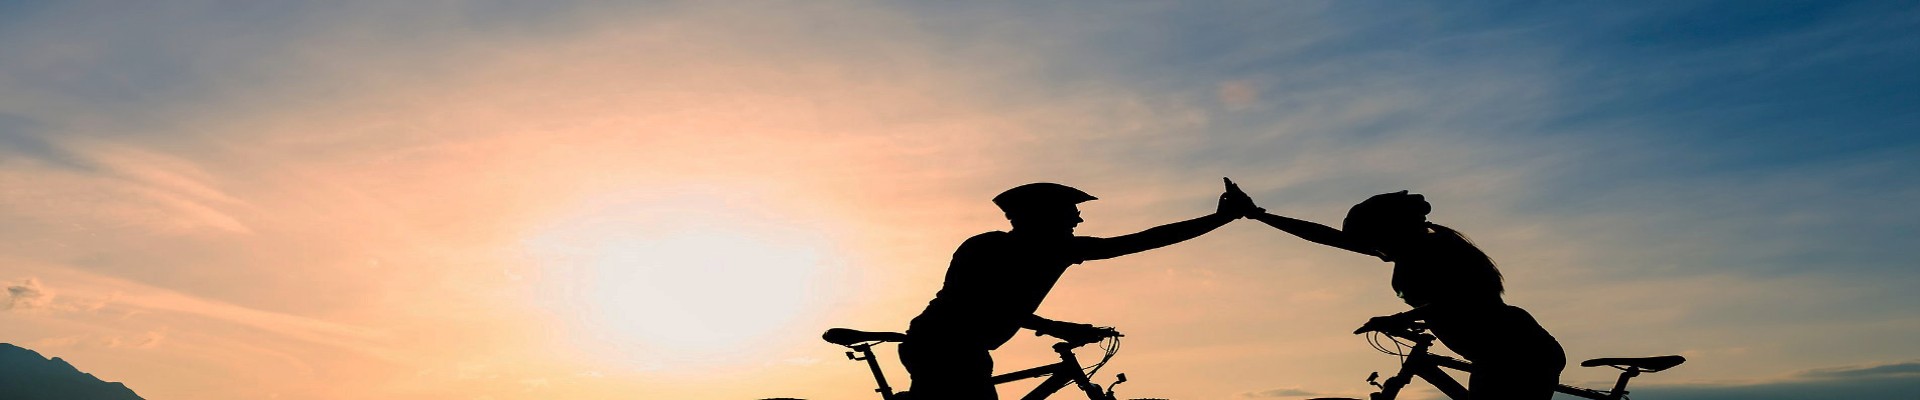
[1247,190,1565,400]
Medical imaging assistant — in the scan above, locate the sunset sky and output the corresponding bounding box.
[2,1,1917,399]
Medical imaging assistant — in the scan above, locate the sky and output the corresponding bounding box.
[1,1,1916,399]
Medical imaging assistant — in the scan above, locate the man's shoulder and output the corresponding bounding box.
[961,230,1014,245]
[969,230,1011,240]
[959,232,1101,244]
[957,232,1102,253]
[961,231,1105,244]
[953,231,1011,253]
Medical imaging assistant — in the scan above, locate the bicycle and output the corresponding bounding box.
[1312,322,1685,400]
[821,326,1148,400]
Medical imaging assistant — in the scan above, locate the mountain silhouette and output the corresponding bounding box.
[0,343,143,400]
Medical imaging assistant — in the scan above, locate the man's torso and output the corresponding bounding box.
[908,231,1095,349]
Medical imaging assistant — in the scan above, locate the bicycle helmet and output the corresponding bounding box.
[993,182,1097,213]
[1343,190,1431,233]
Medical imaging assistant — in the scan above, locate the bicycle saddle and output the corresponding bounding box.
[1580,355,1686,372]
[822,328,908,346]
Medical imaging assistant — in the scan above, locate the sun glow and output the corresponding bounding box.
[524,199,837,370]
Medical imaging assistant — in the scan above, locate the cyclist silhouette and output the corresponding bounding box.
[900,179,1259,400]
[1246,191,1566,400]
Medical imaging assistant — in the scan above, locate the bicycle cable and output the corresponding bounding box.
[1364,331,1413,364]
[1393,333,1407,363]
[1082,335,1122,377]
[1366,332,1387,353]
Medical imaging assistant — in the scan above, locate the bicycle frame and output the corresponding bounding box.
[1363,335,1470,400]
[1348,326,1643,400]
[834,333,1125,400]
[987,341,1118,400]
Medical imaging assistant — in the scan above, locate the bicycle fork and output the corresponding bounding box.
[1366,363,1468,400]
[1365,352,1471,400]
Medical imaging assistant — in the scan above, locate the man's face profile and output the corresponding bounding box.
[1007,204,1083,236]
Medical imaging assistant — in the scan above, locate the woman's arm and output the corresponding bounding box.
[1247,211,1381,258]
[1354,302,1457,333]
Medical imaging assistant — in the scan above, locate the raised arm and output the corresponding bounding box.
[1079,178,1254,261]
[1247,211,1382,258]
[1081,212,1237,261]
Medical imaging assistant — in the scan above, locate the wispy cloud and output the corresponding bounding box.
[1630,361,1920,400]
[1,2,1916,400]
[1801,361,1920,380]
[4,277,52,311]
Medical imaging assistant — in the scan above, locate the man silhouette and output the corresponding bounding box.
[899,179,1258,399]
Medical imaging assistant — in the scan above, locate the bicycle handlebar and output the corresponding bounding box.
[1360,321,1433,343]
[1038,325,1122,346]
[1056,326,1122,346]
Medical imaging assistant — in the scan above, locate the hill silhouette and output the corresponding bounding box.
[0,343,143,400]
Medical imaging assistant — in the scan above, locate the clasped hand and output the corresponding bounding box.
[1217,177,1264,218]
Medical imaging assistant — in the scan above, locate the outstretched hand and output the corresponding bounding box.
[1036,321,1116,343]
[1353,314,1415,334]
[1218,177,1264,218]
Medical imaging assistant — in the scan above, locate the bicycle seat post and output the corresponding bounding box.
[1607,368,1641,399]
[847,343,897,399]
